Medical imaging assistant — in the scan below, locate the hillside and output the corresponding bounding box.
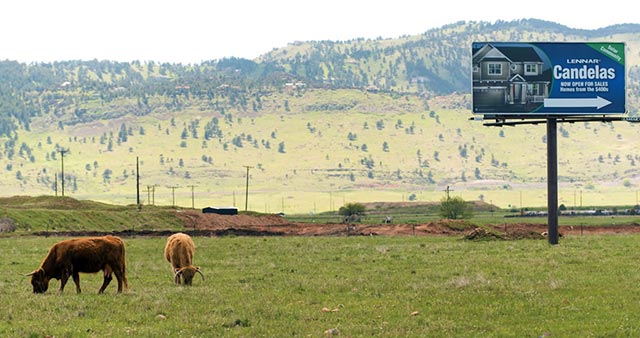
[2,20,640,213]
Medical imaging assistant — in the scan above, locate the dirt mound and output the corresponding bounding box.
[174,211,293,229]
[167,210,640,237]
[173,211,489,237]
[464,226,548,241]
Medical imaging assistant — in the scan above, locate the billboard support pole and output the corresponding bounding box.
[547,118,559,245]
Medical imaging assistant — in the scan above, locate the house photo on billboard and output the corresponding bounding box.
[472,43,552,114]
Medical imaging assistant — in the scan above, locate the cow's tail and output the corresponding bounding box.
[121,244,129,290]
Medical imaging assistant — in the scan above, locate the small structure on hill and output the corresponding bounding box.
[202,207,238,215]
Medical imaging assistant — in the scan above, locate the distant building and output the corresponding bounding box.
[202,207,238,215]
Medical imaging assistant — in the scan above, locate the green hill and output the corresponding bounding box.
[2,19,640,213]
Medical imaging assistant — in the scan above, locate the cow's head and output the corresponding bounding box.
[174,266,204,286]
[26,269,50,293]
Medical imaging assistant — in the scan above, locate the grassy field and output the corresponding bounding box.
[3,234,640,337]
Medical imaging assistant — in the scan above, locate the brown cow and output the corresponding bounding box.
[164,233,204,285]
[26,235,128,294]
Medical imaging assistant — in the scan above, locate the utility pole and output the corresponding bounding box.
[243,166,253,211]
[580,190,583,208]
[444,185,453,200]
[152,185,157,205]
[188,185,196,209]
[136,156,140,210]
[170,186,177,207]
[520,190,523,216]
[58,148,68,197]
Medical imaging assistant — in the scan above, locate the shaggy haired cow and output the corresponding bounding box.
[164,233,204,285]
[27,235,128,294]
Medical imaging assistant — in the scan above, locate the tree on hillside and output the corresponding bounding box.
[118,123,128,143]
[459,144,468,158]
[102,169,112,183]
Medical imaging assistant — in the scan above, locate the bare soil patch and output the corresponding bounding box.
[30,210,640,238]
[173,210,640,238]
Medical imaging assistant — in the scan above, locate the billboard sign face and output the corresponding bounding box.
[472,42,625,116]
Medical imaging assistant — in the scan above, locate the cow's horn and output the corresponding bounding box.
[196,267,205,281]
[24,270,37,276]
[174,269,182,285]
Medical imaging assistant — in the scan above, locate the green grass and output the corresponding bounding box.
[3,235,640,337]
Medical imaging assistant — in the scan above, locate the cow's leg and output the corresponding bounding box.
[72,271,82,294]
[59,268,71,293]
[98,265,113,294]
[112,264,126,293]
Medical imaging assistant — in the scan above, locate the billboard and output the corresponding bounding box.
[472,42,625,116]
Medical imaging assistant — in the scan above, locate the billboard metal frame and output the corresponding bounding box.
[472,42,628,245]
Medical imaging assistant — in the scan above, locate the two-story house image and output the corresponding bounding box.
[472,43,551,114]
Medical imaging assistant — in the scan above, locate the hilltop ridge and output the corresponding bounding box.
[1,19,639,212]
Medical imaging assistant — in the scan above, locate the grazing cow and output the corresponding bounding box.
[164,233,204,285]
[26,235,128,294]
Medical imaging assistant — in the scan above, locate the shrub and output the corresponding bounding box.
[338,203,366,216]
[439,196,473,219]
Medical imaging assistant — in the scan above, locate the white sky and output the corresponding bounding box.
[1,0,637,64]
